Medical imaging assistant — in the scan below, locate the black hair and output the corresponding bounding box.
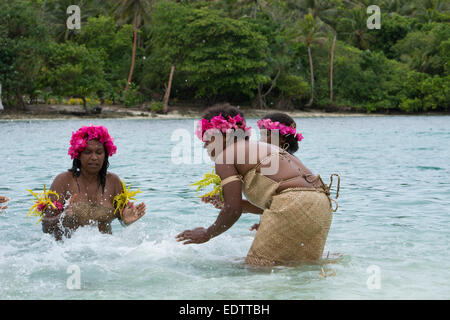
[202,103,249,140]
[262,112,299,154]
[68,144,109,194]
[202,103,245,121]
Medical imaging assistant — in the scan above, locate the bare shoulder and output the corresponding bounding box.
[107,172,121,184]
[52,171,73,187]
[107,172,123,193]
[50,171,74,196]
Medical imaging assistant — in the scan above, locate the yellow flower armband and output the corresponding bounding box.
[191,169,223,200]
[27,185,63,224]
[113,180,142,219]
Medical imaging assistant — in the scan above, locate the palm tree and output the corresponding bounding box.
[382,0,417,17]
[338,6,375,50]
[113,0,152,92]
[288,1,339,102]
[329,33,336,102]
[414,0,449,23]
[294,14,327,107]
[44,0,93,42]
[214,0,267,19]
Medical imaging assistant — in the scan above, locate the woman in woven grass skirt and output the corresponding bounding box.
[177,105,339,266]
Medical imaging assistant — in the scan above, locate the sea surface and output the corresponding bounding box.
[0,116,449,299]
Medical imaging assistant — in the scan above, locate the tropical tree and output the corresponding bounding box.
[75,15,134,102]
[0,0,50,109]
[113,0,152,92]
[43,0,94,42]
[293,14,327,107]
[381,0,417,17]
[392,23,450,75]
[285,0,339,102]
[414,0,450,23]
[41,42,108,111]
[144,2,269,103]
[336,6,375,50]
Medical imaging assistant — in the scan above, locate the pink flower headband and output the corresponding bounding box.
[195,113,251,142]
[68,125,117,159]
[257,118,304,142]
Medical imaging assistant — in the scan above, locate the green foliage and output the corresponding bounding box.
[40,42,107,109]
[392,22,450,75]
[149,101,164,113]
[0,0,50,108]
[1,0,449,113]
[144,1,269,101]
[370,13,420,58]
[276,74,310,100]
[75,15,136,100]
[123,82,145,107]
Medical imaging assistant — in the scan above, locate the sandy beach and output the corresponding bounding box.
[0,103,387,121]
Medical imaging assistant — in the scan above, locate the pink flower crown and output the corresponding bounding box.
[195,113,251,142]
[257,118,304,142]
[68,125,117,159]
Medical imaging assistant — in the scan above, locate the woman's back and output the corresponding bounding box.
[229,140,319,192]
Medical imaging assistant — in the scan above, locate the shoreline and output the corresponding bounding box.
[1,104,448,121]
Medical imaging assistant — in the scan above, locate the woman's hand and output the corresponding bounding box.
[176,227,211,245]
[121,202,146,225]
[0,196,9,211]
[201,194,224,210]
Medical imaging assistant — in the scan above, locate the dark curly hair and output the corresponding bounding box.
[68,144,109,194]
[202,103,249,141]
[202,103,244,121]
[262,112,299,154]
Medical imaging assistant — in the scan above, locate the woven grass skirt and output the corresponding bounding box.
[245,188,333,266]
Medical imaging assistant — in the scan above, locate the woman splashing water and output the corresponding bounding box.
[42,125,146,240]
[177,105,337,266]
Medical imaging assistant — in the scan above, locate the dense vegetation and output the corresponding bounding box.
[0,0,449,113]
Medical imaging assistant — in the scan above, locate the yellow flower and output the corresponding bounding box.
[113,180,142,219]
[26,185,59,224]
[191,169,223,200]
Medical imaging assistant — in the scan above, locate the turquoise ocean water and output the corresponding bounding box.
[0,116,449,299]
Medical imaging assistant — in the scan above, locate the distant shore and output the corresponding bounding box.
[0,103,448,121]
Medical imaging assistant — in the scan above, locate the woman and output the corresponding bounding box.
[177,105,337,266]
[258,112,303,155]
[249,112,304,231]
[42,125,146,240]
[0,195,9,211]
[202,112,304,230]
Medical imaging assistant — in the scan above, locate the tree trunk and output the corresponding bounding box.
[257,68,280,109]
[257,84,266,109]
[330,34,336,102]
[163,65,175,114]
[253,0,258,19]
[82,97,87,113]
[125,16,137,92]
[0,84,4,111]
[305,44,314,107]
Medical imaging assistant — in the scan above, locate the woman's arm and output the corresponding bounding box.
[41,173,75,239]
[202,196,262,215]
[176,163,243,244]
[110,173,146,226]
[241,200,263,215]
[206,163,243,239]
